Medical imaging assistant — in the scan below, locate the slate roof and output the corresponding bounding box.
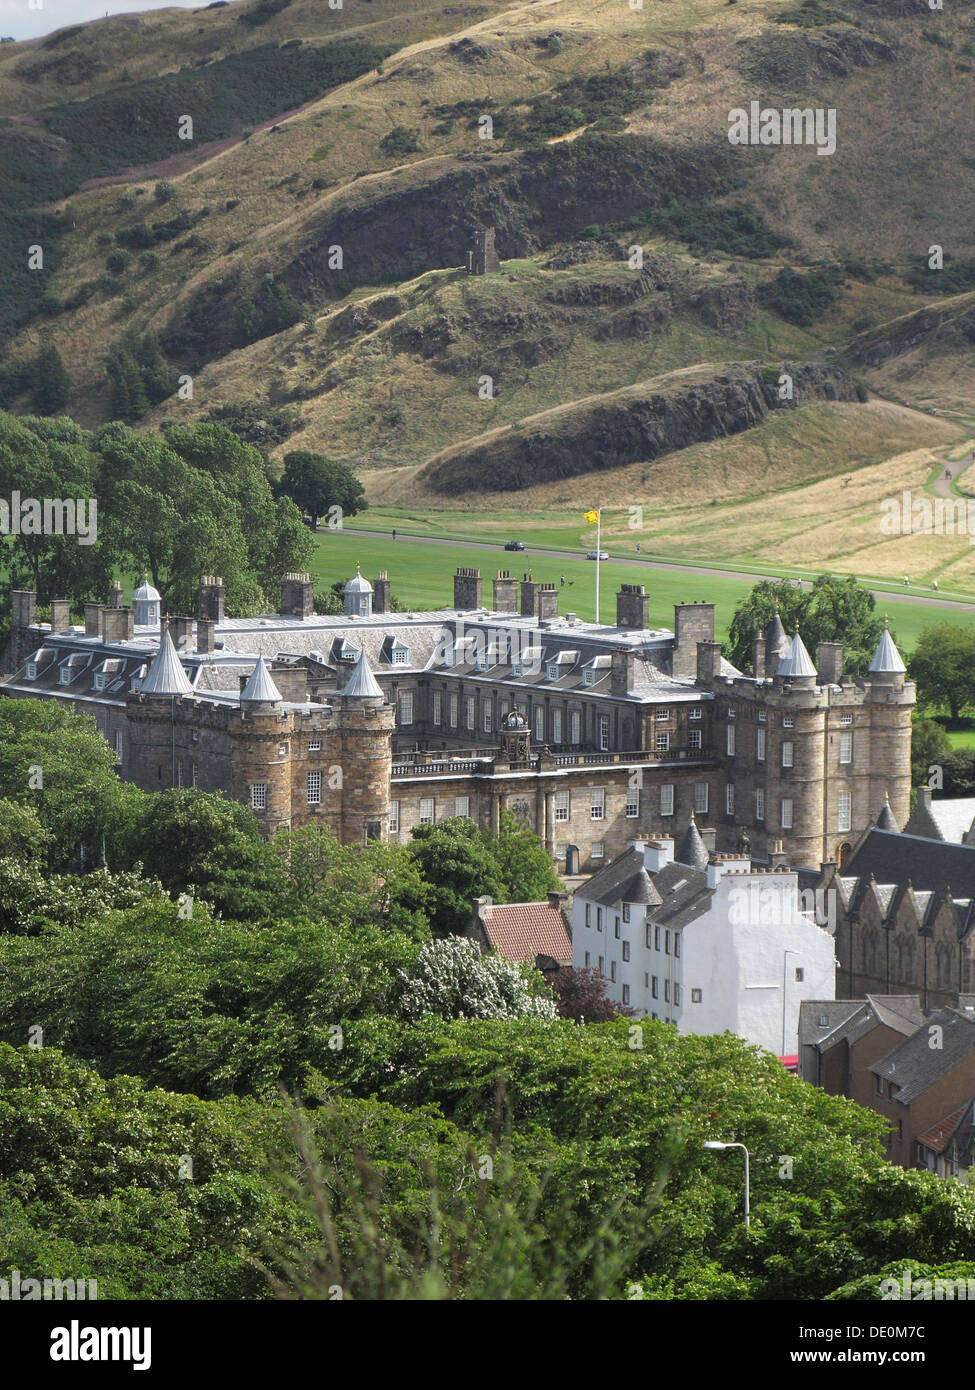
[875,796,899,832]
[140,630,194,696]
[869,622,907,674]
[776,629,816,679]
[844,829,975,900]
[799,994,923,1053]
[870,1008,975,1104]
[677,814,709,872]
[905,795,975,845]
[342,649,384,699]
[240,655,282,704]
[477,901,572,964]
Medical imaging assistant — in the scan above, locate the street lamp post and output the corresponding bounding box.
[703,1141,750,1227]
[783,948,801,1056]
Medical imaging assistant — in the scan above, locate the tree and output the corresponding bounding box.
[33,344,71,415]
[911,716,950,790]
[278,450,366,530]
[154,179,176,203]
[547,964,634,1022]
[398,937,556,1021]
[491,807,562,902]
[105,344,149,422]
[909,623,975,721]
[404,819,506,938]
[727,574,885,675]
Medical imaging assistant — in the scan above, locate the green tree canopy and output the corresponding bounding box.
[908,622,975,721]
[727,574,886,675]
[278,449,366,530]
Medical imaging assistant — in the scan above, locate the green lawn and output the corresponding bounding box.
[312,527,955,653]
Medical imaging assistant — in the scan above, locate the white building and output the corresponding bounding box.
[571,822,836,1056]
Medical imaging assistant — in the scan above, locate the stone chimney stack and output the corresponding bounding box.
[101,606,135,642]
[280,572,314,620]
[197,618,215,653]
[373,571,391,614]
[696,639,723,684]
[673,601,716,678]
[817,641,844,686]
[49,599,71,634]
[198,575,225,623]
[109,580,124,609]
[84,601,102,637]
[753,629,766,679]
[453,567,483,611]
[520,573,539,618]
[616,583,649,630]
[611,650,635,695]
[493,570,518,613]
[170,615,194,651]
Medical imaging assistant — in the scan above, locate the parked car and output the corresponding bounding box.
[504,539,525,551]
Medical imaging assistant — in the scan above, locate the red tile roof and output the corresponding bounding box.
[479,902,572,964]
[917,1106,968,1154]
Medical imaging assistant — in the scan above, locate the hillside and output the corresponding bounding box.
[1,0,973,537]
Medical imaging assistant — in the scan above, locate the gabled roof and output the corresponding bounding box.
[342,649,384,698]
[905,795,975,845]
[140,629,194,696]
[477,901,572,964]
[869,620,906,674]
[799,994,923,1052]
[871,1009,975,1104]
[240,655,282,705]
[845,828,975,900]
[917,1106,969,1155]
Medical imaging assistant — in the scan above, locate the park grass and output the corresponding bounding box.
[311,526,960,653]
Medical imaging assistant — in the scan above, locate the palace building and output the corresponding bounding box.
[1,566,914,872]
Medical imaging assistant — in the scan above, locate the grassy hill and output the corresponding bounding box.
[1,0,975,587]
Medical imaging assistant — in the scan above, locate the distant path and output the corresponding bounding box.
[341,528,975,612]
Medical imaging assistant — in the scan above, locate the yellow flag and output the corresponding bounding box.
[584,508,599,524]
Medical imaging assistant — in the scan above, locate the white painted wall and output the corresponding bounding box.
[571,855,836,1053]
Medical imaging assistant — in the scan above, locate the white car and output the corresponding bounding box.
[586,550,609,561]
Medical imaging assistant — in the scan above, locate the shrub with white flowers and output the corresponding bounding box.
[399,936,557,1022]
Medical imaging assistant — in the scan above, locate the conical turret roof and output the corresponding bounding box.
[342,648,384,699]
[766,607,790,664]
[677,813,709,872]
[140,628,193,696]
[876,793,898,832]
[869,618,906,675]
[629,867,663,908]
[240,655,282,705]
[776,626,817,678]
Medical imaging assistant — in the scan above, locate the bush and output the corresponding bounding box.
[646,200,792,259]
[854,379,869,403]
[154,179,176,203]
[379,126,422,156]
[759,265,844,326]
[105,248,134,274]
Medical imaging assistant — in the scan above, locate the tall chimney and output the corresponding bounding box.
[374,571,391,614]
[817,641,844,686]
[280,572,314,619]
[453,567,483,610]
[198,575,225,623]
[493,570,518,613]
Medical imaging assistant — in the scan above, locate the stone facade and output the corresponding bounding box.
[1,569,914,863]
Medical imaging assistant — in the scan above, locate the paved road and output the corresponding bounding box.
[342,528,975,613]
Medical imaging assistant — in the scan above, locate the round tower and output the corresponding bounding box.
[332,650,394,843]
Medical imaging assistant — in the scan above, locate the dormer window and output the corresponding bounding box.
[130,677,142,693]
[93,673,106,690]
[512,659,523,677]
[25,661,37,679]
[58,666,71,685]
[392,647,408,665]
[583,668,595,686]
[547,663,559,682]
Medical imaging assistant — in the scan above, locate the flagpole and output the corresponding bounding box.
[595,507,600,625]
